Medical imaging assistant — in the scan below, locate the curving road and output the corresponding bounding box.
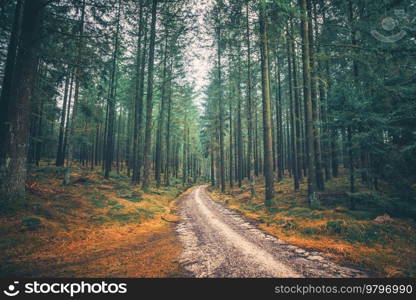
[176,185,366,278]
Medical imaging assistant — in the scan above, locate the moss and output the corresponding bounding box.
[109,213,141,224]
[285,207,314,218]
[301,227,321,236]
[346,210,378,220]
[0,237,22,251]
[121,191,143,203]
[326,220,345,234]
[89,191,108,208]
[21,217,42,231]
[90,197,107,208]
[325,220,381,244]
[241,202,263,213]
[137,208,155,220]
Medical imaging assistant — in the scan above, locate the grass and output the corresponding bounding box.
[0,163,187,278]
[208,170,416,277]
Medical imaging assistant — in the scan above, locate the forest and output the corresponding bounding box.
[0,0,415,278]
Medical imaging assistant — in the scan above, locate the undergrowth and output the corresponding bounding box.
[0,163,186,278]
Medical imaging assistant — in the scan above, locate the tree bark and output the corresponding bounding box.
[245,0,255,197]
[307,0,324,191]
[142,0,158,190]
[299,0,317,205]
[104,0,121,179]
[56,68,70,166]
[132,1,145,184]
[63,0,86,185]
[259,1,275,206]
[0,0,45,200]
[155,28,169,187]
[0,0,23,151]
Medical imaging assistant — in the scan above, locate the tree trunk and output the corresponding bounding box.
[307,0,324,191]
[56,68,70,166]
[259,2,275,206]
[142,0,158,190]
[286,25,299,190]
[0,0,45,200]
[132,1,145,184]
[245,0,255,197]
[216,7,226,193]
[0,0,23,151]
[155,28,169,187]
[299,0,317,205]
[104,0,121,179]
[63,0,86,185]
[164,60,173,186]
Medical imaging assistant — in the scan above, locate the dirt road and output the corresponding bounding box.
[176,185,366,278]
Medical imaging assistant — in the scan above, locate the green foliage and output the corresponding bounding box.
[89,193,109,209]
[301,227,320,236]
[284,207,323,219]
[325,220,386,245]
[242,202,263,213]
[121,191,143,203]
[326,220,344,234]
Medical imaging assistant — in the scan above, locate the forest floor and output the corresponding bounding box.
[1,165,415,278]
[208,172,416,277]
[0,163,189,278]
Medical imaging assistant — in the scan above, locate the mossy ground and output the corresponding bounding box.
[0,163,187,278]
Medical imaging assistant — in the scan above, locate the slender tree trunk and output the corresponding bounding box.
[116,109,122,174]
[155,28,169,187]
[142,0,158,190]
[104,1,121,179]
[132,1,145,184]
[56,68,70,166]
[164,60,173,186]
[236,49,244,188]
[63,72,74,162]
[299,0,317,205]
[245,0,255,196]
[348,0,358,207]
[259,1,275,206]
[286,25,299,190]
[275,54,284,181]
[63,0,86,185]
[216,8,226,193]
[210,138,215,187]
[289,20,303,182]
[35,91,44,166]
[307,0,324,191]
[182,114,188,186]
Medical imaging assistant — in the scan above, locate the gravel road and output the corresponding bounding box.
[176,185,367,278]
